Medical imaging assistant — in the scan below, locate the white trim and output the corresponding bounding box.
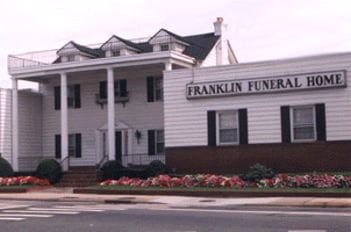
[10,52,195,79]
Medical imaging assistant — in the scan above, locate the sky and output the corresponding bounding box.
[1,0,351,88]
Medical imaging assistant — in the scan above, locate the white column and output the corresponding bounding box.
[107,68,116,161]
[60,73,69,171]
[165,61,172,71]
[11,78,19,171]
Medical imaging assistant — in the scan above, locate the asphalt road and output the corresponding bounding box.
[0,200,350,232]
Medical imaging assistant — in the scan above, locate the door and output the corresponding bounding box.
[115,131,122,162]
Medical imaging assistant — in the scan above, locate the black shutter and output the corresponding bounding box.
[315,103,326,141]
[148,130,155,155]
[147,77,154,102]
[99,81,107,99]
[54,86,61,110]
[75,133,82,158]
[119,79,127,97]
[74,84,81,108]
[55,134,61,158]
[207,111,216,146]
[238,109,248,145]
[281,106,291,143]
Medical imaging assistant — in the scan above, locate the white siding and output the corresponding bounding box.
[164,53,351,147]
[0,89,12,164]
[41,66,164,166]
[0,88,42,171]
[18,90,43,171]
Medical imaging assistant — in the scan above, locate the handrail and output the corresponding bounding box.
[60,156,70,172]
[96,155,108,170]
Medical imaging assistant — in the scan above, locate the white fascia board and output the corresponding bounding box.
[10,52,195,79]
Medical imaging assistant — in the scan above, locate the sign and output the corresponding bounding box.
[186,70,346,99]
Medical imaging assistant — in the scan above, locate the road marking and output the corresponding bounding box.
[28,207,104,212]
[54,205,128,211]
[0,204,29,210]
[156,208,351,217]
[0,217,25,221]
[288,230,327,232]
[0,213,52,218]
[3,210,80,215]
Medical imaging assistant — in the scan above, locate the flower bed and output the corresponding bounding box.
[99,173,351,189]
[0,176,50,186]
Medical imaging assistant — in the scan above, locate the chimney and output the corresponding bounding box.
[213,17,229,65]
[214,17,226,36]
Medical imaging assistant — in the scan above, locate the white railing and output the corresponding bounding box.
[123,153,165,167]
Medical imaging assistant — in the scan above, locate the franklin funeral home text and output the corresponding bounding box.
[187,70,346,99]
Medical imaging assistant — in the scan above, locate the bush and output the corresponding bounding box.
[99,160,124,180]
[240,163,275,183]
[147,160,167,176]
[0,157,14,177]
[36,159,62,184]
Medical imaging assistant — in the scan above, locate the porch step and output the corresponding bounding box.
[55,166,98,187]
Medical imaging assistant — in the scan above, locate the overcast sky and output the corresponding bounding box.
[1,0,351,88]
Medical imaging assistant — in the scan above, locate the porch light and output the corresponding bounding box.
[135,130,142,144]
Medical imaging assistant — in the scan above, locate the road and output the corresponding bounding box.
[0,200,350,232]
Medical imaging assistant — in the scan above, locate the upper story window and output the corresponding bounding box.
[147,76,163,102]
[54,84,81,110]
[98,79,128,100]
[217,111,239,145]
[160,44,169,51]
[291,106,315,141]
[67,55,76,62]
[111,50,121,57]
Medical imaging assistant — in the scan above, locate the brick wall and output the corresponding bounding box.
[165,141,351,174]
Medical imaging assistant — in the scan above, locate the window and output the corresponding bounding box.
[98,79,128,100]
[112,50,121,57]
[207,109,248,146]
[55,133,82,158]
[148,129,164,155]
[217,111,239,145]
[160,44,169,51]
[147,76,163,102]
[67,55,75,62]
[54,85,81,110]
[280,104,326,143]
[156,130,165,155]
[291,106,315,141]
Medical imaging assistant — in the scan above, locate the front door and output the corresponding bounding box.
[115,131,122,162]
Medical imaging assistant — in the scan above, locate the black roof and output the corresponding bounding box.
[54,30,220,63]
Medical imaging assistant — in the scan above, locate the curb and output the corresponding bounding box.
[73,188,351,198]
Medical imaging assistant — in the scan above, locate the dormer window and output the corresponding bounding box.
[160,44,169,51]
[67,55,75,62]
[112,50,121,57]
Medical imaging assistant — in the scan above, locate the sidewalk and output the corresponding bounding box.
[0,187,351,208]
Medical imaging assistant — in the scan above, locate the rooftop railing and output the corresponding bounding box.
[7,37,151,72]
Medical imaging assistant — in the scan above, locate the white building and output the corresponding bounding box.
[164,53,351,173]
[7,18,235,172]
[6,18,351,174]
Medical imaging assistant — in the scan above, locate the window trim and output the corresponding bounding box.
[290,105,317,142]
[155,129,165,155]
[216,110,239,146]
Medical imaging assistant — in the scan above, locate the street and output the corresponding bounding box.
[0,200,350,232]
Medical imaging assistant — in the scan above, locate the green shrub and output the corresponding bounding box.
[240,163,275,183]
[148,160,167,176]
[0,157,14,177]
[99,160,124,180]
[36,159,62,184]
